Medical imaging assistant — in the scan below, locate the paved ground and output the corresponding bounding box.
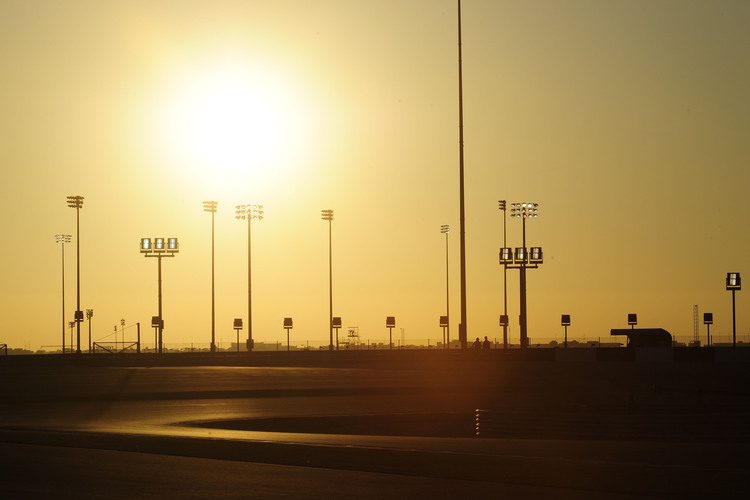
[1,353,748,498]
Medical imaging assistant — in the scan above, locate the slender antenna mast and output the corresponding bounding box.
[457,0,468,348]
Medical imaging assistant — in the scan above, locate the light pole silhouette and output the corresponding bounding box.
[66,195,84,354]
[500,203,542,349]
[321,209,334,351]
[141,237,179,353]
[456,0,468,349]
[203,201,218,352]
[726,272,741,348]
[55,234,71,353]
[236,204,264,351]
[440,225,450,347]
[86,309,94,353]
[498,200,509,348]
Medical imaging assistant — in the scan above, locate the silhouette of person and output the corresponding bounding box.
[482,336,491,349]
[472,337,481,349]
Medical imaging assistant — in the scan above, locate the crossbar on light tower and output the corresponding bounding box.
[203,201,218,352]
[66,195,84,354]
[321,209,334,351]
[236,204,264,351]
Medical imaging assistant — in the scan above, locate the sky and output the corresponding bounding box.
[1,0,748,351]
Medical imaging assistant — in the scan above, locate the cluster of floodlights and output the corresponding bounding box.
[140,238,179,253]
[236,204,264,220]
[499,246,543,265]
[509,202,539,219]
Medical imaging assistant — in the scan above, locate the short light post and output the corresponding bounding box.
[141,237,179,353]
[628,313,637,329]
[120,319,125,351]
[68,321,75,352]
[67,195,84,354]
[321,209,334,351]
[236,204,264,351]
[500,203,542,348]
[203,201,218,353]
[332,317,342,350]
[703,313,713,347]
[440,315,448,349]
[727,272,741,348]
[498,200,508,348]
[86,309,93,353]
[386,316,396,349]
[55,234,71,353]
[561,314,571,348]
[233,318,243,352]
[283,317,293,351]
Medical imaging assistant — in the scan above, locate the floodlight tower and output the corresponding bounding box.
[321,209,334,351]
[141,237,179,353]
[66,195,84,354]
[55,234,72,353]
[203,201,218,352]
[236,204,264,351]
[510,202,539,348]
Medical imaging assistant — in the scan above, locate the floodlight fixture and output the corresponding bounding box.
[440,315,449,328]
[140,238,152,252]
[321,209,333,221]
[499,247,513,264]
[66,195,84,209]
[561,314,571,326]
[726,272,741,291]
[499,315,509,327]
[202,200,218,213]
[703,313,713,325]
[529,247,543,264]
[628,313,638,326]
[498,200,506,211]
[514,247,527,263]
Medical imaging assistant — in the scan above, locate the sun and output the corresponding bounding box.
[155,58,310,191]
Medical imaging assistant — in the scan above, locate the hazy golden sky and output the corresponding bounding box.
[1,0,748,350]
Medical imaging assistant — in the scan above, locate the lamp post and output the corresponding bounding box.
[203,201,218,352]
[321,209,334,351]
[703,312,713,347]
[726,272,741,348]
[508,202,540,348]
[141,237,179,353]
[55,234,71,353]
[440,225,450,347]
[457,0,468,349]
[283,317,293,351]
[236,204,263,351]
[86,309,93,353]
[66,195,84,354]
[386,316,396,349]
[561,314,571,348]
[498,200,508,348]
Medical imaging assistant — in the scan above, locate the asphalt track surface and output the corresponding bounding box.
[1,352,749,498]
